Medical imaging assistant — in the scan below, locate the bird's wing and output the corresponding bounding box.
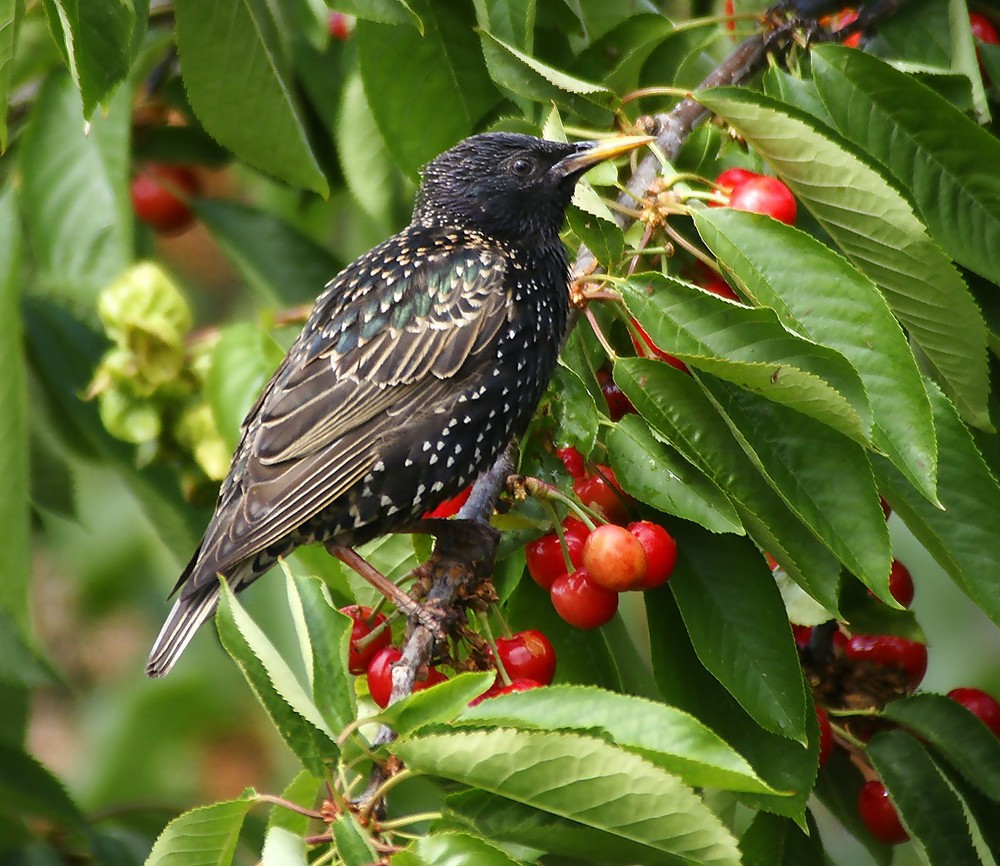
[185,237,510,589]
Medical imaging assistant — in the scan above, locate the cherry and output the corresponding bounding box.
[888,560,914,608]
[970,11,999,45]
[550,568,619,629]
[574,466,631,525]
[423,484,472,518]
[830,8,861,48]
[627,521,677,589]
[130,164,201,235]
[495,678,545,696]
[880,495,892,520]
[947,687,1000,737]
[582,524,647,592]
[728,176,797,225]
[816,705,834,767]
[630,317,689,373]
[493,630,557,685]
[597,368,636,421]
[715,167,757,192]
[858,780,909,845]
[765,552,779,570]
[699,272,740,302]
[328,11,351,40]
[724,0,735,31]
[340,605,391,675]
[366,647,445,708]
[557,445,586,480]
[525,519,589,590]
[844,634,928,690]
[792,624,813,649]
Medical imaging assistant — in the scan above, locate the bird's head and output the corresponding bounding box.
[413,132,652,245]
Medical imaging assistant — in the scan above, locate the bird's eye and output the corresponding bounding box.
[510,157,535,176]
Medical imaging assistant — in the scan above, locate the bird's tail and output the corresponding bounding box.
[146,577,228,678]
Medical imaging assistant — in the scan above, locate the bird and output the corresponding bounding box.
[147,131,652,677]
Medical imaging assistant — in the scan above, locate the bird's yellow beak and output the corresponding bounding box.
[553,134,655,177]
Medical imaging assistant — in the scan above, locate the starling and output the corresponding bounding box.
[147,132,652,677]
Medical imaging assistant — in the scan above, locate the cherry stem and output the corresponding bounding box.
[253,793,323,820]
[544,500,576,574]
[661,222,719,270]
[477,612,512,687]
[524,477,600,530]
[360,769,414,824]
[584,306,619,360]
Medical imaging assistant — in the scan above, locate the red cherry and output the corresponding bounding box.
[816,705,834,767]
[699,273,740,302]
[494,630,557,685]
[830,8,861,48]
[627,521,677,589]
[557,446,586,480]
[888,560,914,608]
[764,552,779,570]
[728,176,797,225]
[550,568,619,629]
[970,11,999,44]
[574,466,631,525]
[130,164,201,235]
[328,11,351,40]
[858,781,908,845]
[630,317,689,373]
[844,634,928,690]
[715,167,757,192]
[880,495,892,520]
[340,605,391,675]
[582,524,647,592]
[525,520,589,590]
[597,368,636,421]
[366,647,445,708]
[947,687,1000,737]
[495,678,545,696]
[423,484,472,518]
[724,0,735,31]
[792,624,813,649]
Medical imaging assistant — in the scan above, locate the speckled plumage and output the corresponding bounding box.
[147,132,649,677]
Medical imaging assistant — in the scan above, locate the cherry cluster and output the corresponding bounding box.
[339,604,558,708]
[783,540,1000,845]
[521,447,677,630]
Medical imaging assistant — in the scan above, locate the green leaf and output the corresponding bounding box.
[375,672,495,737]
[812,45,1000,285]
[173,0,328,195]
[566,205,624,271]
[206,323,286,451]
[739,812,824,866]
[549,363,598,455]
[286,574,357,735]
[394,728,741,865]
[607,414,743,535]
[216,583,338,776]
[0,742,87,831]
[40,0,133,116]
[699,376,891,601]
[357,0,498,177]
[337,72,398,228]
[696,86,991,429]
[0,185,28,633]
[332,813,377,866]
[874,380,1000,628]
[195,199,342,306]
[882,693,1000,801]
[457,684,778,795]
[477,30,614,125]
[620,274,871,444]
[867,730,982,866]
[412,832,527,866]
[614,358,841,612]
[20,71,131,303]
[646,588,815,824]
[0,0,24,151]
[472,0,535,53]
[331,0,422,29]
[670,524,808,742]
[693,207,937,503]
[144,796,256,866]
